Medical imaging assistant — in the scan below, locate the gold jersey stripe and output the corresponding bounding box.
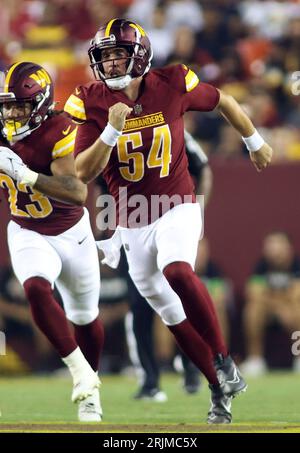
[52,144,74,159]
[105,18,117,37]
[52,128,77,158]
[4,62,24,92]
[64,95,86,120]
[185,69,199,92]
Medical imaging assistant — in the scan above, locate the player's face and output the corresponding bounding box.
[101,47,129,78]
[1,101,32,126]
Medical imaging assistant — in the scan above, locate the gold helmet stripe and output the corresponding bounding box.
[105,18,117,37]
[129,23,146,37]
[4,61,24,93]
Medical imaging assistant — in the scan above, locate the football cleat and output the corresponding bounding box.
[214,354,247,398]
[207,384,232,424]
[78,388,102,422]
[133,387,168,402]
[72,372,100,403]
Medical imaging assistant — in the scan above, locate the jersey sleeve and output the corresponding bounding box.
[179,65,220,113]
[50,116,78,160]
[64,85,101,156]
[51,126,77,160]
[64,86,88,123]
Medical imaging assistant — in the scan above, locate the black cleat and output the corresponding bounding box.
[214,354,247,398]
[133,387,167,402]
[207,384,232,424]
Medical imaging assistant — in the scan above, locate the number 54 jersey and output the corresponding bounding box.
[64,64,219,226]
[0,113,83,235]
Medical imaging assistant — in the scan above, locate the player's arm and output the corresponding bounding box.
[216,90,273,172]
[0,147,87,206]
[75,102,132,183]
[35,154,87,205]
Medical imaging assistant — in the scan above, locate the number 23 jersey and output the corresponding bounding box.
[0,113,82,235]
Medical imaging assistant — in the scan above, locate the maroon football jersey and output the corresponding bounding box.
[65,65,219,226]
[0,113,83,235]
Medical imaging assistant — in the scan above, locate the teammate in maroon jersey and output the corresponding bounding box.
[0,62,103,422]
[64,19,273,423]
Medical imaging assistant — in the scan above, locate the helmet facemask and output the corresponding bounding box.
[89,43,136,90]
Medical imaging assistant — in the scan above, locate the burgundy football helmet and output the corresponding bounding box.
[0,62,54,141]
[88,18,153,90]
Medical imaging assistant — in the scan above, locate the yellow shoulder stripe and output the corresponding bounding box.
[64,94,86,121]
[52,127,77,159]
[185,68,199,92]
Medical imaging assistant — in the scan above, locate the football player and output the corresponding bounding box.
[0,62,103,422]
[64,18,273,424]
[125,131,212,401]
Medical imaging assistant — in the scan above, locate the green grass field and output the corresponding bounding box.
[0,372,299,432]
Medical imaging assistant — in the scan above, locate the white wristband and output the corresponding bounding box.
[20,168,38,186]
[100,123,122,147]
[242,129,265,152]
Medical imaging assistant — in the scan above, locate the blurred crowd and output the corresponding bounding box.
[0,0,300,160]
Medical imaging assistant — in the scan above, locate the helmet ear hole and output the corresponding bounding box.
[92,48,102,63]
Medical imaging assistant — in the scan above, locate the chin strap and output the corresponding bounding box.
[3,125,32,143]
[105,75,132,90]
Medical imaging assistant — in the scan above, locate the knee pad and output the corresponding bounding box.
[131,271,186,326]
[66,307,99,326]
[159,301,186,326]
[130,271,163,299]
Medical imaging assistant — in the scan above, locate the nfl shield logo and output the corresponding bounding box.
[133,104,143,115]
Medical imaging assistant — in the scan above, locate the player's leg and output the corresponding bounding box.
[156,203,246,399]
[125,275,166,401]
[119,226,220,389]
[157,203,227,357]
[7,220,78,358]
[50,209,103,420]
[8,221,100,413]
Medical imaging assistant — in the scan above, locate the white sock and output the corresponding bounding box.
[62,347,95,384]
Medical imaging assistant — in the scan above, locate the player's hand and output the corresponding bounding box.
[0,146,27,181]
[0,146,23,162]
[250,143,273,172]
[108,102,133,131]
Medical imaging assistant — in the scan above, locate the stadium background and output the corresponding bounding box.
[0,0,300,376]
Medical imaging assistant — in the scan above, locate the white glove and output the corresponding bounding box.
[96,229,122,269]
[0,146,27,181]
[0,146,38,185]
